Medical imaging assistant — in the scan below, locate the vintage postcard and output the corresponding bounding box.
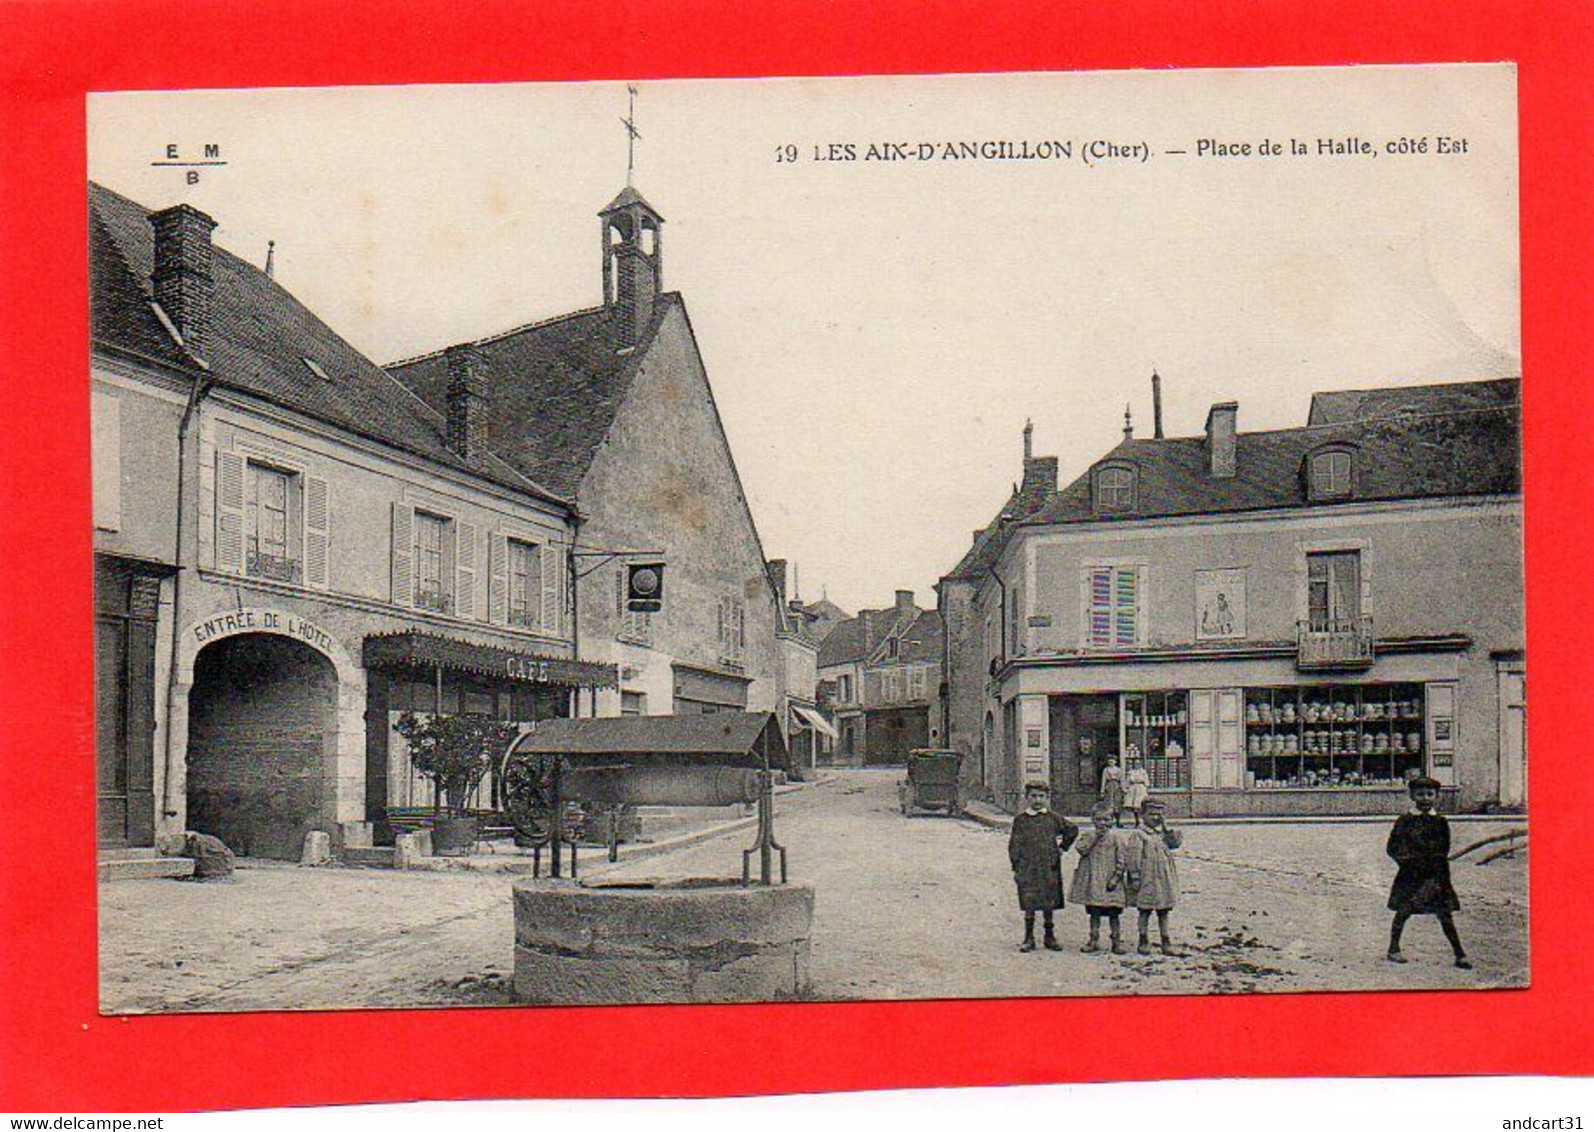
[87,64,1524,1013]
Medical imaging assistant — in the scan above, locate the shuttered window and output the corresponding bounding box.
[1307,550,1361,629]
[413,511,454,614]
[507,539,540,628]
[718,595,746,660]
[1085,565,1145,647]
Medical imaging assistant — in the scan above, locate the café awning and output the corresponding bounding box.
[792,705,838,740]
[362,630,618,689]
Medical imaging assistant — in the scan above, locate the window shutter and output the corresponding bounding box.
[390,503,414,607]
[303,476,330,589]
[487,533,507,624]
[456,520,478,619]
[1085,566,1113,646]
[1114,567,1139,646]
[214,450,245,576]
[540,543,561,635]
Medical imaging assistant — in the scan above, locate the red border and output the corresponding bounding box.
[2,0,1591,1112]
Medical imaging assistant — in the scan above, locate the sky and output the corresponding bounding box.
[88,66,1520,615]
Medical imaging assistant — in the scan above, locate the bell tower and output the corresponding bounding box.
[600,187,664,345]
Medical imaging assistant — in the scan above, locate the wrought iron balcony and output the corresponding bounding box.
[247,550,301,584]
[1297,615,1374,670]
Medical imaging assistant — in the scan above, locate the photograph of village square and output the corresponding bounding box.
[89,66,1526,1011]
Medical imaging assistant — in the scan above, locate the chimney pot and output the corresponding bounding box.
[445,344,488,460]
[767,559,789,605]
[149,203,218,361]
[1205,401,1239,478]
[1152,370,1165,439]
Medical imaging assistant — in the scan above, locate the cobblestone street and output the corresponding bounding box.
[99,769,1529,1013]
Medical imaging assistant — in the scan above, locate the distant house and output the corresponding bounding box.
[388,184,791,744]
[801,596,851,646]
[940,379,1524,817]
[818,591,946,765]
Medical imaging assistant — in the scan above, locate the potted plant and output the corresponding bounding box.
[393,711,519,856]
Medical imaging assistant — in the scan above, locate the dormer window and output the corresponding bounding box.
[1307,446,1355,500]
[1093,463,1137,512]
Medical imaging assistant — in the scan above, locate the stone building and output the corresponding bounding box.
[817,591,946,765]
[940,380,1524,816]
[90,183,615,861]
[388,185,790,742]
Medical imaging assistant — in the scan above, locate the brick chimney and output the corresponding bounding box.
[895,588,916,616]
[1019,421,1058,508]
[445,344,488,460]
[1205,401,1238,478]
[149,204,218,362]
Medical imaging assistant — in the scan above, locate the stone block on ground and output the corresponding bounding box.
[300,830,334,866]
[394,830,433,868]
[181,831,236,881]
[339,821,374,849]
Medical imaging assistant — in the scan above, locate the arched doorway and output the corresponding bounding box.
[187,633,338,859]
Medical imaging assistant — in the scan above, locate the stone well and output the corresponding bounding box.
[512,878,815,1004]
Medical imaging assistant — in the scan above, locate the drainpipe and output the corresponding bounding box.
[567,513,585,717]
[158,370,214,845]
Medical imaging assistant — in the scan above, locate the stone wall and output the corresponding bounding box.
[513,879,815,1004]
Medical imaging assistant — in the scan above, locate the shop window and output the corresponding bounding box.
[506,539,541,628]
[1085,565,1145,647]
[1093,463,1136,512]
[1244,684,1424,789]
[413,511,454,614]
[1123,691,1189,789]
[246,462,302,583]
[616,567,653,645]
[1306,550,1362,630]
[1307,447,1355,500]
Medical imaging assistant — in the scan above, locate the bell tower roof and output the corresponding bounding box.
[601,185,663,219]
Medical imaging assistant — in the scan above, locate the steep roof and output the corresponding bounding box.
[944,378,1521,586]
[887,610,945,665]
[386,298,678,499]
[819,604,941,668]
[1027,400,1520,527]
[1307,377,1519,425]
[89,182,565,508]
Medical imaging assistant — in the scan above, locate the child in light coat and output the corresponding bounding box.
[1069,803,1129,953]
[1124,798,1183,955]
[1123,758,1151,826]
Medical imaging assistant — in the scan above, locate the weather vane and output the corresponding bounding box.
[621,84,641,186]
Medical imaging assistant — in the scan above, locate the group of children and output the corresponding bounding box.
[1007,782,1182,956]
[1006,773,1471,968]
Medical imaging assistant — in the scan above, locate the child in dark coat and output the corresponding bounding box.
[1386,775,1471,969]
[1008,783,1080,952]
